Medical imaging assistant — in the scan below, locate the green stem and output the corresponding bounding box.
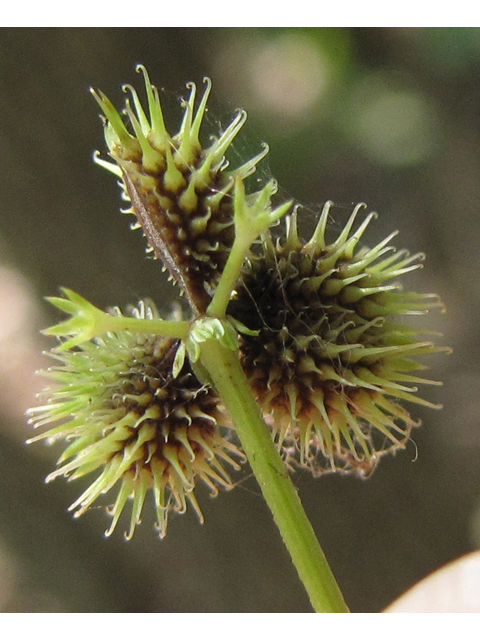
[206,236,250,318]
[101,316,190,340]
[198,336,349,613]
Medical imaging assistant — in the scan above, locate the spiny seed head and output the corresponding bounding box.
[229,202,450,476]
[28,69,449,542]
[91,65,269,315]
[28,301,243,539]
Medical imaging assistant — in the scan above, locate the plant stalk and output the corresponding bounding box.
[199,336,349,613]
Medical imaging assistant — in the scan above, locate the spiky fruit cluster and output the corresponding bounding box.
[28,301,243,539]
[91,65,268,315]
[28,68,448,540]
[230,202,448,475]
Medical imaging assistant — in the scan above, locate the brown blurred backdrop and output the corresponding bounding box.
[0,27,479,612]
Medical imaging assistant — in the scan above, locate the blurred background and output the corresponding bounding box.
[0,27,479,612]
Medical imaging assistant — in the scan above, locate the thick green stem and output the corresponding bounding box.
[198,336,349,613]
